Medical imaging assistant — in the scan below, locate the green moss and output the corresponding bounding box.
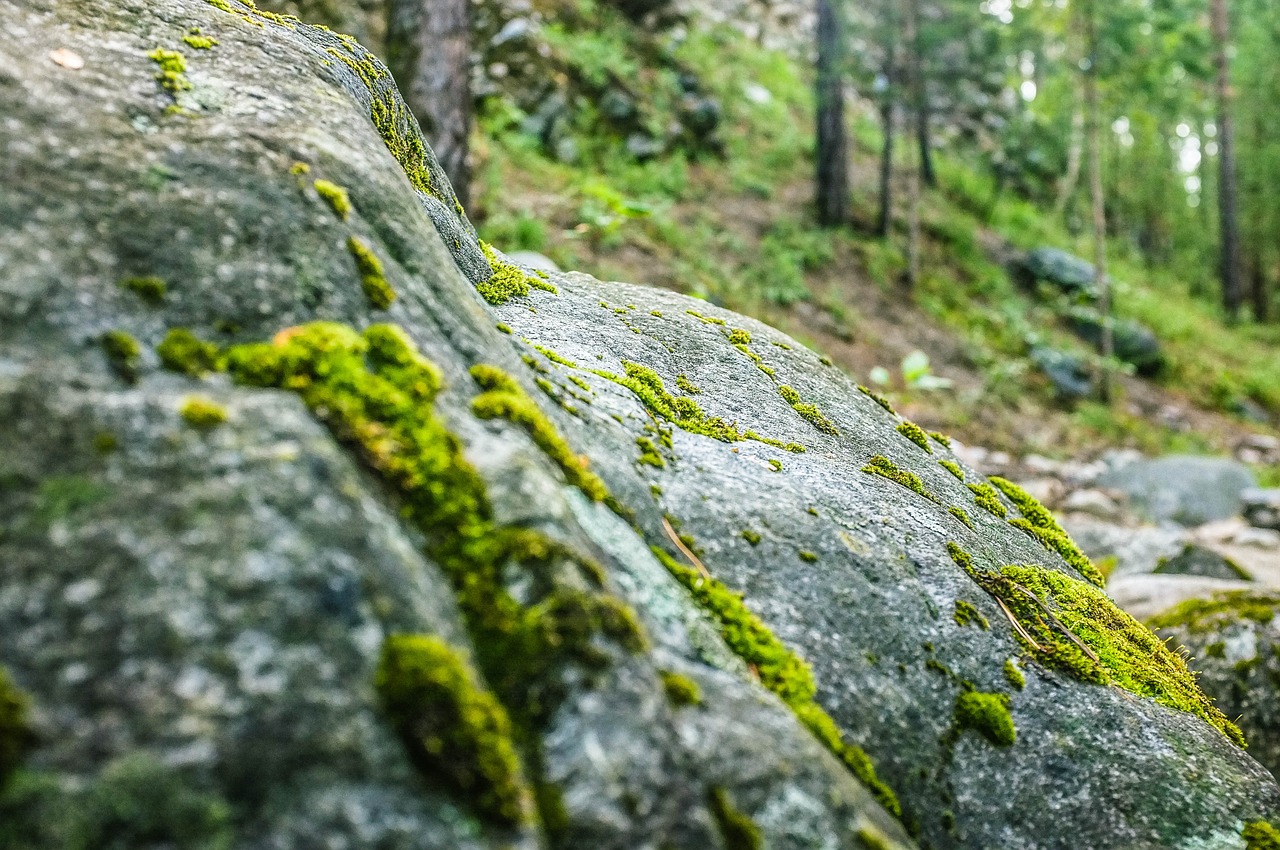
[708,787,762,850]
[157,328,220,377]
[1146,590,1280,633]
[147,48,191,95]
[953,600,988,630]
[495,323,512,334]
[855,824,895,850]
[989,477,1063,534]
[741,529,761,546]
[962,559,1243,746]
[742,431,806,452]
[470,364,608,502]
[182,31,218,49]
[375,634,532,825]
[101,330,142,383]
[636,436,665,468]
[650,310,662,317]
[179,396,227,429]
[954,691,1016,747]
[1009,518,1106,588]
[799,550,818,563]
[313,179,352,220]
[118,275,167,305]
[966,482,1008,518]
[532,345,577,369]
[685,308,726,325]
[939,459,966,481]
[92,432,119,454]
[857,385,897,415]
[896,420,932,453]
[778,385,838,435]
[929,431,952,449]
[651,546,900,817]
[289,161,310,175]
[862,455,942,505]
[347,236,396,309]
[1244,821,1280,850]
[476,242,556,304]
[659,671,702,707]
[1003,659,1026,690]
[676,373,702,395]
[727,328,752,345]
[0,669,32,792]
[768,459,783,472]
[948,506,975,530]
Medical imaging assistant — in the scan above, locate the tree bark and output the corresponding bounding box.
[1082,0,1113,400]
[386,0,473,207]
[903,0,921,289]
[1211,0,1243,320]
[1055,97,1084,216]
[876,93,895,237]
[917,95,936,188]
[1250,250,1269,321]
[815,0,850,227]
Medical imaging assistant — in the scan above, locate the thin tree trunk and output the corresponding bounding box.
[386,0,472,207]
[876,93,895,237]
[903,0,921,289]
[1055,99,1085,216]
[815,0,849,227]
[1083,0,1113,400]
[1211,0,1243,320]
[917,96,936,188]
[1251,250,1269,321]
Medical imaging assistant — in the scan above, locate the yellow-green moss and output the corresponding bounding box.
[966,482,1008,518]
[991,477,1103,587]
[727,328,752,345]
[768,459,783,472]
[1003,659,1026,690]
[1146,590,1280,633]
[676,373,702,395]
[948,506,975,530]
[685,308,726,325]
[857,385,897,415]
[157,328,220,377]
[495,323,512,335]
[708,787,762,850]
[989,477,1063,534]
[651,546,900,817]
[119,275,167,305]
[1244,821,1280,850]
[182,31,218,49]
[375,634,532,826]
[289,161,310,175]
[856,824,896,850]
[476,242,557,304]
[347,236,396,309]
[659,671,702,707]
[778,385,838,435]
[101,330,142,383]
[470,364,608,501]
[953,600,988,630]
[636,436,665,468]
[862,456,942,505]
[954,691,1016,747]
[954,554,1242,746]
[179,396,227,429]
[147,48,191,95]
[313,179,352,220]
[799,550,818,563]
[939,459,965,481]
[741,529,762,546]
[896,420,932,453]
[0,668,32,792]
[532,345,578,369]
[929,431,952,448]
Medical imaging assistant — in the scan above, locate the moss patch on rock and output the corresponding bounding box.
[158,328,220,377]
[477,243,557,304]
[179,396,228,429]
[0,669,32,792]
[1146,590,1280,633]
[966,482,1008,518]
[939,459,965,481]
[857,385,897,415]
[778,385,837,435]
[101,330,142,383]
[313,179,352,220]
[954,691,1016,747]
[119,275,167,305]
[896,420,932,453]
[659,671,702,707]
[862,456,942,505]
[991,477,1103,587]
[708,786,763,850]
[347,236,396,309]
[1244,821,1280,850]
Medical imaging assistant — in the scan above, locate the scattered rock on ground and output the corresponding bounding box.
[1097,455,1257,527]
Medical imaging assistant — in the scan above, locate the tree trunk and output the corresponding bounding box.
[386,0,473,207]
[1251,250,1269,321]
[1083,0,1113,400]
[917,96,936,188]
[1211,0,1243,321]
[876,94,895,237]
[1055,97,1084,216]
[903,0,921,289]
[815,0,849,227]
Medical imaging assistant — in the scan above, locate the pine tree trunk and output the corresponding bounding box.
[903,0,921,289]
[1055,98,1084,216]
[815,0,850,227]
[1251,250,1269,321]
[876,94,895,237]
[917,96,936,189]
[1083,0,1113,400]
[386,0,473,207]
[1211,0,1243,320]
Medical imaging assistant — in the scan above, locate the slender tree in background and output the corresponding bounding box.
[903,0,922,288]
[386,0,473,206]
[815,0,850,226]
[1211,0,1243,320]
[1081,0,1113,400]
[875,53,895,237]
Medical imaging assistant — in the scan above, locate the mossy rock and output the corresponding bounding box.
[0,2,1275,849]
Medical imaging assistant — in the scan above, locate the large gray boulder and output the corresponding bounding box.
[1012,246,1101,302]
[0,2,1277,849]
[1098,455,1258,527]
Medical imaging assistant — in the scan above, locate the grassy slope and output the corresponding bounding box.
[471,19,1280,474]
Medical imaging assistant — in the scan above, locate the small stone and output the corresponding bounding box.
[49,48,84,70]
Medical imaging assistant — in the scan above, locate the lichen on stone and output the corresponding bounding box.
[346,236,396,309]
[862,455,942,505]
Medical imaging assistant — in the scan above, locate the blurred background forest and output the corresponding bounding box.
[263,0,1280,477]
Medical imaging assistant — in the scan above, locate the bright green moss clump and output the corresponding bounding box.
[857,385,897,415]
[0,668,32,791]
[179,396,227,429]
[741,529,761,545]
[778,385,838,435]
[347,236,396,309]
[992,477,1104,587]
[953,600,988,630]
[799,550,818,563]
[1244,821,1280,850]
[313,179,352,220]
[939,459,965,481]
[651,546,900,817]
[896,420,932,453]
[966,482,1008,518]
[101,330,142,383]
[182,31,218,49]
[676,374,702,395]
[990,476,1061,533]
[119,275,167,305]
[727,328,752,345]
[929,431,952,448]
[476,242,557,304]
[964,560,1243,746]
[157,328,220,377]
[708,787,762,850]
[954,691,1016,747]
[1146,590,1280,633]
[686,308,726,325]
[948,506,975,530]
[375,634,532,826]
[470,364,609,501]
[635,436,665,468]
[1003,659,1026,690]
[659,671,702,707]
[862,456,942,505]
[147,48,191,94]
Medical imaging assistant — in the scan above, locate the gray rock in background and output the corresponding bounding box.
[1098,455,1257,527]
